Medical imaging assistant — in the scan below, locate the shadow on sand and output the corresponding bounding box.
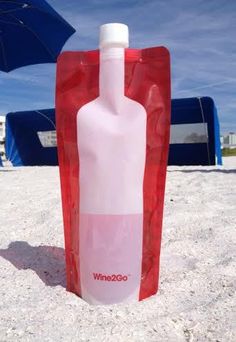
[168,169,236,174]
[0,241,66,287]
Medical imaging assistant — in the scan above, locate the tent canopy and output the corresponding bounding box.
[6,109,57,166]
[169,97,222,165]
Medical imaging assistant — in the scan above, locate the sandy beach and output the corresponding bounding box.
[0,157,235,341]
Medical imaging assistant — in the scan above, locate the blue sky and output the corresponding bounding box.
[0,0,235,133]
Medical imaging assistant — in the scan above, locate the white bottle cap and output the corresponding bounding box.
[99,23,129,48]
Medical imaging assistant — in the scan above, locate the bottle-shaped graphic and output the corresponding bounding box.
[77,23,147,304]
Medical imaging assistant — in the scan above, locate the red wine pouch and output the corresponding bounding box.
[56,47,171,304]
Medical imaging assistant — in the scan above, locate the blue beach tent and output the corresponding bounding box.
[169,97,222,166]
[5,109,58,166]
[5,97,222,167]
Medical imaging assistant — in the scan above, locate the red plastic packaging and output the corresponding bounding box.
[56,47,171,302]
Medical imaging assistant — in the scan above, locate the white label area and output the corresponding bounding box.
[170,123,208,144]
[79,213,143,304]
[37,130,57,147]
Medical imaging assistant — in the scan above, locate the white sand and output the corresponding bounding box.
[0,157,235,341]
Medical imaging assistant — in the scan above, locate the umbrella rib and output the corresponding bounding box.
[6,11,57,61]
[0,35,9,71]
[0,4,32,15]
[0,1,75,71]
[0,1,32,17]
[18,22,57,61]
[0,3,75,63]
[0,1,74,30]
[0,18,24,26]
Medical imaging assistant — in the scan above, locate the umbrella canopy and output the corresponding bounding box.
[0,0,75,72]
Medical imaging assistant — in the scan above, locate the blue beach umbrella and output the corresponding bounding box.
[0,0,75,72]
